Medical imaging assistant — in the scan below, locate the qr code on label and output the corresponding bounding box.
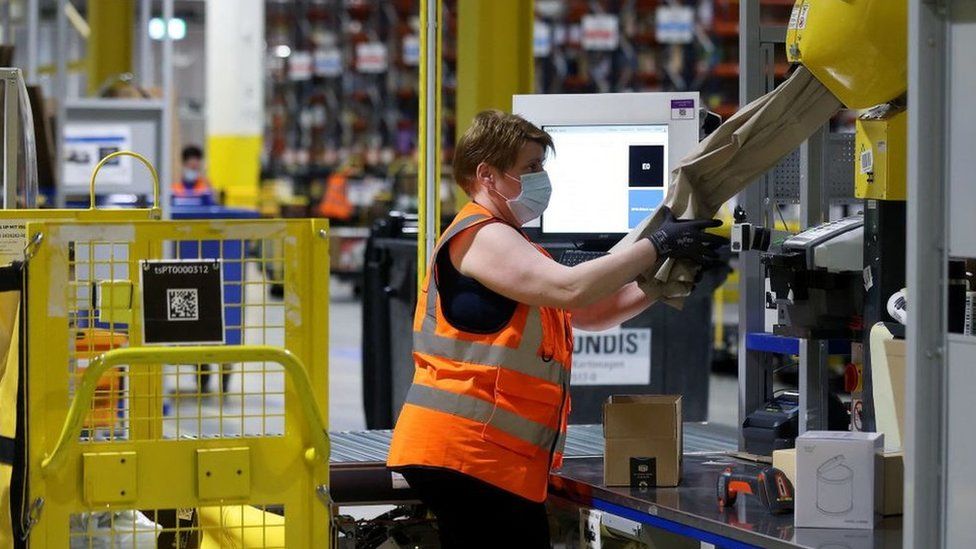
[167,288,199,321]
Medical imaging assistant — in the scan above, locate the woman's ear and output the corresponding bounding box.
[475,162,493,186]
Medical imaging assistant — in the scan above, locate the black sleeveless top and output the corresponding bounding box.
[435,237,517,334]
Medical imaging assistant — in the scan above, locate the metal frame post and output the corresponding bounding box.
[1,69,20,209]
[55,0,67,206]
[139,0,151,87]
[26,0,39,83]
[736,0,772,448]
[160,0,174,216]
[905,0,949,546]
[798,338,829,433]
[800,125,827,228]
[417,0,442,290]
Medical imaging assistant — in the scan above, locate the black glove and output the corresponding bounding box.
[645,206,727,263]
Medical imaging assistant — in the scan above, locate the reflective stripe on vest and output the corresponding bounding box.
[404,383,559,451]
[406,208,569,453]
[412,213,567,385]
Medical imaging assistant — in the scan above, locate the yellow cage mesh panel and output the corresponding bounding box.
[68,505,287,549]
[25,219,330,549]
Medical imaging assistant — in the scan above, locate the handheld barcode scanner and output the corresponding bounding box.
[717,466,795,515]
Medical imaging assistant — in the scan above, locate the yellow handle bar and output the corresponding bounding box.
[88,150,162,218]
[41,345,329,476]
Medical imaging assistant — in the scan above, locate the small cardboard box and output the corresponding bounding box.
[772,448,797,486]
[795,431,884,529]
[603,395,682,487]
[879,451,904,516]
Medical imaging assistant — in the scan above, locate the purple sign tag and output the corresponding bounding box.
[670,99,696,120]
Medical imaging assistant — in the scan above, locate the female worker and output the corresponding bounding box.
[387,110,724,547]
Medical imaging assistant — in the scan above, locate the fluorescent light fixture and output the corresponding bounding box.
[148,18,166,40]
[168,18,187,40]
[274,45,292,58]
[149,17,186,40]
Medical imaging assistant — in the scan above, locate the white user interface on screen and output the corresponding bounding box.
[541,124,669,235]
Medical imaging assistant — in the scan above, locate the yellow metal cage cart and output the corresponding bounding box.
[0,171,331,546]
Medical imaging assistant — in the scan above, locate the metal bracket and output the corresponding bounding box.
[19,497,44,541]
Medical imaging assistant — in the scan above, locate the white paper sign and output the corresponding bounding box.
[64,124,133,186]
[797,5,811,29]
[356,42,388,73]
[571,327,651,386]
[402,35,420,66]
[581,14,619,51]
[289,51,313,81]
[655,5,696,44]
[315,48,343,77]
[0,221,25,265]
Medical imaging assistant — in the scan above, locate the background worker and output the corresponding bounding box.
[172,145,217,206]
[387,110,725,548]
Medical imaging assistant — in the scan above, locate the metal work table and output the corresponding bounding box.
[550,455,903,549]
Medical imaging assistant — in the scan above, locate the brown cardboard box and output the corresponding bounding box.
[603,395,682,487]
[772,448,797,486]
[880,451,904,516]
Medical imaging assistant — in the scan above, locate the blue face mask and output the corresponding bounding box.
[498,171,552,225]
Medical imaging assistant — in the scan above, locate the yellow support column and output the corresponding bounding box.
[205,0,264,208]
[455,0,535,208]
[87,0,134,95]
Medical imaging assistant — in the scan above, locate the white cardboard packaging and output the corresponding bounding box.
[795,431,883,529]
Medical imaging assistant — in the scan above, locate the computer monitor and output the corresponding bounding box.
[513,93,700,244]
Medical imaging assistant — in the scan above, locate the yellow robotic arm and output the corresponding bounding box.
[786,0,907,110]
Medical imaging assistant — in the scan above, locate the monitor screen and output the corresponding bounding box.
[541,124,669,237]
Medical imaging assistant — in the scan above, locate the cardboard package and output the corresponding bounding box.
[772,448,797,486]
[879,451,904,516]
[795,431,883,529]
[603,395,682,487]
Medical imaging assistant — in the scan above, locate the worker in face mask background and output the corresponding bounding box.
[387,109,724,548]
[172,145,217,207]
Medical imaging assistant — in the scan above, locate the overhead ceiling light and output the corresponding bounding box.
[274,45,292,58]
[148,18,166,40]
[168,18,187,41]
[149,17,186,41]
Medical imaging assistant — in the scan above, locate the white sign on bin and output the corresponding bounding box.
[315,48,343,77]
[655,5,696,44]
[288,51,313,81]
[534,21,552,57]
[581,14,619,51]
[571,327,651,386]
[402,35,420,66]
[356,42,388,73]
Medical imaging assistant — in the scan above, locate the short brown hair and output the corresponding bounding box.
[452,110,553,194]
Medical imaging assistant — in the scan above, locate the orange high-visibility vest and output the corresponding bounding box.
[171,177,213,197]
[317,170,354,220]
[387,202,573,502]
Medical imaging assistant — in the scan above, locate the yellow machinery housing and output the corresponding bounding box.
[855,105,907,201]
[786,0,908,109]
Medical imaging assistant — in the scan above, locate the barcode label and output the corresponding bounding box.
[167,288,199,321]
[789,7,800,29]
[860,149,873,174]
[966,292,975,336]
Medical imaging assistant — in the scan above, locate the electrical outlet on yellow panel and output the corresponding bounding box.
[83,452,137,505]
[855,106,907,201]
[197,447,251,500]
[96,280,134,324]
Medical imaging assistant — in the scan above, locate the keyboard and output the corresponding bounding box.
[557,249,609,267]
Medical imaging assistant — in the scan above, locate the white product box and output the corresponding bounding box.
[795,431,883,529]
